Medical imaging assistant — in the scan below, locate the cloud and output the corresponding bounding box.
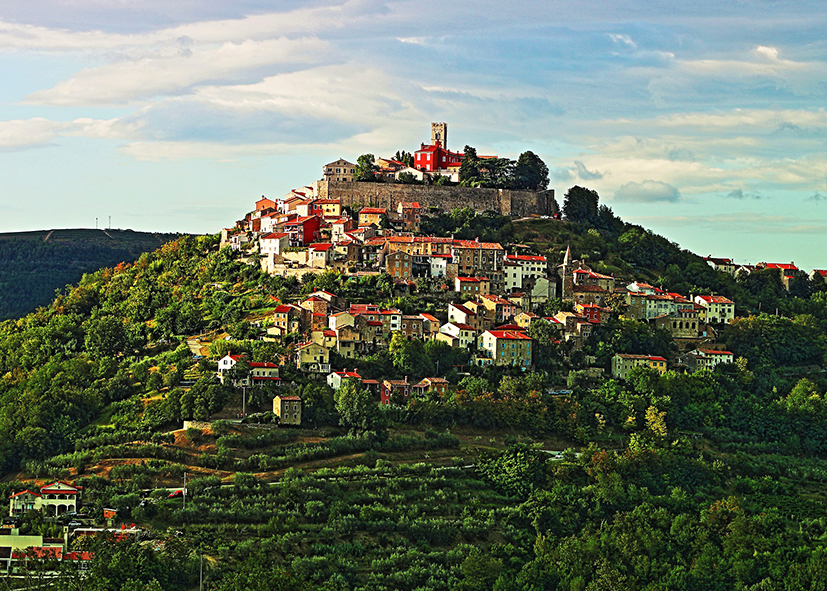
[615,180,681,202]
[0,116,140,150]
[608,33,637,50]
[726,189,762,200]
[25,36,330,106]
[574,161,603,180]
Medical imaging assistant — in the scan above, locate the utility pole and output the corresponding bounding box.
[108,215,111,230]
[95,217,98,229]
[183,472,187,510]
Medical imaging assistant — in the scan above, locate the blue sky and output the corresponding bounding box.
[1,0,826,270]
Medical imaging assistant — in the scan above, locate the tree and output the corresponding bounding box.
[459,145,481,186]
[513,151,549,190]
[84,316,130,357]
[396,171,421,185]
[354,153,378,182]
[562,186,600,224]
[394,150,414,167]
[335,379,383,432]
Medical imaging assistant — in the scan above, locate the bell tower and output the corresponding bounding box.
[431,122,447,149]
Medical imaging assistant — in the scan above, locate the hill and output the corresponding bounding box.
[0,202,826,589]
[0,228,180,320]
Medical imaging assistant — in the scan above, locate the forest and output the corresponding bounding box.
[1,191,827,589]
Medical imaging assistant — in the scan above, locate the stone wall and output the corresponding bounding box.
[314,181,558,217]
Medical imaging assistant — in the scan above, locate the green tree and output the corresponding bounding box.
[513,151,549,190]
[562,185,600,224]
[84,316,130,357]
[394,150,414,167]
[335,379,383,432]
[354,153,378,182]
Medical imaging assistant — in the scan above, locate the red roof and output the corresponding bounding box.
[278,395,301,401]
[449,322,476,331]
[696,294,734,304]
[310,243,334,251]
[360,208,387,215]
[249,361,279,368]
[700,350,733,356]
[273,305,297,313]
[486,330,532,340]
[763,263,798,271]
[506,254,547,262]
[262,232,288,240]
[10,489,40,498]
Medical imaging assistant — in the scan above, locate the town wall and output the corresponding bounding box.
[314,181,558,217]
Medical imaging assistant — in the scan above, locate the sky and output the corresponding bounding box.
[1,0,826,270]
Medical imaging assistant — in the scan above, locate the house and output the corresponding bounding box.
[455,276,490,296]
[419,313,441,340]
[504,254,548,290]
[572,267,616,292]
[311,329,338,350]
[256,195,277,211]
[438,322,477,349]
[758,262,799,290]
[217,353,246,384]
[704,256,737,274]
[400,315,424,338]
[809,269,827,284]
[611,354,667,380]
[322,158,356,183]
[10,481,83,517]
[315,198,342,218]
[653,308,702,339]
[694,294,735,324]
[270,304,303,336]
[260,232,289,257]
[359,207,387,226]
[249,362,280,386]
[480,294,517,324]
[477,330,533,368]
[329,311,356,331]
[296,342,330,373]
[448,303,483,331]
[308,243,334,267]
[414,123,464,173]
[380,379,411,405]
[571,284,607,306]
[285,215,322,246]
[327,369,363,390]
[574,303,609,325]
[386,251,413,280]
[452,240,505,287]
[682,349,734,372]
[273,395,302,425]
[397,201,422,232]
[429,254,454,278]
[412,377,450,397]
[334,325,363,358]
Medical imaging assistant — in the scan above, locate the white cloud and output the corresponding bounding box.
[0,116,140,149]
[614,180,681,202]
[25,37,330,106]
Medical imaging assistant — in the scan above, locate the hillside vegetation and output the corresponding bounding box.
[0,228,179,320]
[1,194,827,589]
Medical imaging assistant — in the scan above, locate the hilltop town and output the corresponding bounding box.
[0,126,826,587]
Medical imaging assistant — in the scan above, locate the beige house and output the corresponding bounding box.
[694,294,735,324]
[611,354,667,380]
[322,159,356,183]
[274,395,302,425]
[477,330,533,368]
[296,342,330,373]
[10,481,82,517]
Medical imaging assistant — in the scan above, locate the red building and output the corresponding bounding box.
[285,215,322,246]
[414,140,463,172]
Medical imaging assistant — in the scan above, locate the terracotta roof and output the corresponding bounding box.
[506,254,547,262]
[485,330,532,340]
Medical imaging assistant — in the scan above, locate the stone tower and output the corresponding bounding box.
[431,122,447,149]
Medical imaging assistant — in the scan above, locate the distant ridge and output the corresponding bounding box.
[0,228,182,320]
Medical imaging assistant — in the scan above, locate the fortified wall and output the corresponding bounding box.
[314,181,558,217]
